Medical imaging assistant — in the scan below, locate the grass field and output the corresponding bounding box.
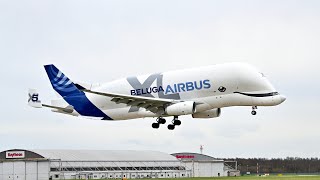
[69,175,320,180]
[148,176,320,180]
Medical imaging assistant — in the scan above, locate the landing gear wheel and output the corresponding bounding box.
[168,124,175,130]
[173,120,181,126]
[158,117,166,124]
[152,123,160,129]
[251,106,257,115]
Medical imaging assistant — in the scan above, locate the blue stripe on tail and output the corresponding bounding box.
[63,94,112,119]
[44,65,83,97]
[44,64,112,120]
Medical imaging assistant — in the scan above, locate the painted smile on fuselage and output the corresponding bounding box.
[234,92,279,97]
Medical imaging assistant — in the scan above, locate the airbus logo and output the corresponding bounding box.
[130,80,211,96]
[127,73,211,112]
[218,86,226,92]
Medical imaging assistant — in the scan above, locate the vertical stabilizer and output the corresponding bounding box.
[44,64,83,97]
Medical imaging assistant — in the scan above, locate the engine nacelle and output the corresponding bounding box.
[165,101,196,116]
[192,108,221,118]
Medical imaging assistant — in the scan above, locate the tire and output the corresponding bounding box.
[251,111,257,115]
[159,118,166,124]
[152,123,160,129]
[173,120,181,126]
[167,124,175,130]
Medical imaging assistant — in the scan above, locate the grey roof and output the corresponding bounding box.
[31,150,178,161]
[171,152,223,162]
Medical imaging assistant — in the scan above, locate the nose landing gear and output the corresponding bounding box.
[251,106,257,115]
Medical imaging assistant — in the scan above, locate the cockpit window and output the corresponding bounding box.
[259,72,266,77]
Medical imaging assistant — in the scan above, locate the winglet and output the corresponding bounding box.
[28,89,42,108]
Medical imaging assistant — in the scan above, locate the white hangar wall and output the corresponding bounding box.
[0,150,238,179]
[172,152,237,177]
[0,149,190,180]
[0,160,49,180]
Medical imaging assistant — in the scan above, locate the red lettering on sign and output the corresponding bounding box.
[8,153,23,157]
[176,155,195,159]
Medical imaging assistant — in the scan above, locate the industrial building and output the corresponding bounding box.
[0,149,238,180]
[0,149,190,180]
[172,152,239,177]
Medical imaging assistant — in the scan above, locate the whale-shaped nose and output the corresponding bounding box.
[280,95,286,103]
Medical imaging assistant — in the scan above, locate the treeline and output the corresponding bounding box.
[224,157,320,174]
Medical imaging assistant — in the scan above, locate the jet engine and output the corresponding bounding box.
[192,108,221,118]
[165,101,196,116]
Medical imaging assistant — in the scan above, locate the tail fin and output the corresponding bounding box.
[28,89,42,108]
[44,65,83,97]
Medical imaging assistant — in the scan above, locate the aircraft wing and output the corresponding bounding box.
[82,89,181,114]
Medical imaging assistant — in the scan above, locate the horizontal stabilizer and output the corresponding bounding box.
[43,104,74,113]
[28,89,74,113]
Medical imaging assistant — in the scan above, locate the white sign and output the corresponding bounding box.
[6,151,25,159]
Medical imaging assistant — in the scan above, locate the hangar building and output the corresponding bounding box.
[0,149,190,180]
[172,152,239,177]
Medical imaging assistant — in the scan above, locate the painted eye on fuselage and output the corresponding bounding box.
[218,86,226,92]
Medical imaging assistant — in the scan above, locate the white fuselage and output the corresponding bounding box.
[65,63,285,120]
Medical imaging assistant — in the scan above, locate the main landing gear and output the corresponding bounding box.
[152,116,181,130]
[167,116,181,130]
[152,117,166,129]
[251,106,257,115]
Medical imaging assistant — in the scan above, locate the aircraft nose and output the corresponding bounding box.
[279,95,286,103]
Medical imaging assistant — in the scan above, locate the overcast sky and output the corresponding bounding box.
[0,0,320,158]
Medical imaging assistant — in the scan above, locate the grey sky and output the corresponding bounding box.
[0,0,320,158]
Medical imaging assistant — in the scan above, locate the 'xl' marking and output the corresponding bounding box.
[28,93,40,102]
[127,73,180,112]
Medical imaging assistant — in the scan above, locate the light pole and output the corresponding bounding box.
[200,145,204,154]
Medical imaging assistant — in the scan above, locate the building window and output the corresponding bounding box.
[55,174,59,178]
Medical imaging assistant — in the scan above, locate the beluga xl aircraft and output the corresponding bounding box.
[28,63,286,130]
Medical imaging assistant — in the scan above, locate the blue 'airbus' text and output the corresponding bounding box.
[130,79,211,96]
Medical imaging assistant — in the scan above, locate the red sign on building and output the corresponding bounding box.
[6,151,25,159]
[176,155,195,159]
